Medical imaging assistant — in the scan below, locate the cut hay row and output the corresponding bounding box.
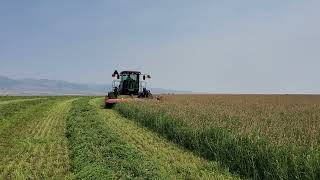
[0,98,48,135]
[0,96,37,101]
[90,98,238,179]
[66,98,162,179]
[0,98,76,179]
[0,98,46,118]
[0,97,46,105]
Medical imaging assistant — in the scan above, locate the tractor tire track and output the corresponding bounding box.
[0,98,77,179]
[90,98,238,179]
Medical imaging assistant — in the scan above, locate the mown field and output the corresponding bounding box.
[0,96,237,179]
[1,95,319,179]
[115,95,320,179]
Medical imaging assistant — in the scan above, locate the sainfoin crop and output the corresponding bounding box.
[114,94,320,179]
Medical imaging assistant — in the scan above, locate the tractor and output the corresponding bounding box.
[105,70,153,108]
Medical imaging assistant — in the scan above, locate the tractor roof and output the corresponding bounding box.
[120,71,141,75]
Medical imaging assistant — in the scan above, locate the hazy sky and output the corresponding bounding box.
[1,1,319,93]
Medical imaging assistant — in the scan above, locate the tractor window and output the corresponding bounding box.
[121,74,138,81]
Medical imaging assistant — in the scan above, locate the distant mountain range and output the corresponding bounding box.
[0,75,188,95]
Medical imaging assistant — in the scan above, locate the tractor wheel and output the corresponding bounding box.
[108,92,117,99]
[147,91,153,99]
[138,92,146,98]
[105,103,113,109]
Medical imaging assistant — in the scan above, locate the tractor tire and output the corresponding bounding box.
[147,91,153,99]
[108,92,117,99]
[105,103,114,109]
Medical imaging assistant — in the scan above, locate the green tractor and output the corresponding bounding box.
[105,70,153,107]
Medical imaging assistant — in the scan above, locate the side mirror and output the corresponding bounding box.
[113,70,120,79]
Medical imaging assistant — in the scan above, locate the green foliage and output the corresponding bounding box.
[66,98,161,179]
[2,95,318,179]
[115,102,320,180]
[90,97,237,179]
[0,98,46,120]
[0,96,35,101]
[0,97,74,179]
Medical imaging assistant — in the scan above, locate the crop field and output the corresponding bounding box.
[0,96,237,179]
[1,95,319,179]
[115,95,320,179]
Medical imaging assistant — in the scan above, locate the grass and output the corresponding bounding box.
[0,98,50,136]
[4,94,317,179]
[134,95,320,147]
[0,98,47,122]
[1,96,238,179]
[0,96,38,101]
[114,94,320,179]
[0,97,76,179]
[91,98,237,179]
[66,98,162,179]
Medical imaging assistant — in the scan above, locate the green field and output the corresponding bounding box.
[115,95,320,179]
[1,95,319,179]
[0,96,237,179]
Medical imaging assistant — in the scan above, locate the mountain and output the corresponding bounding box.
[0,76,110,95]
[0,75,20,87]
[0,76,187,95]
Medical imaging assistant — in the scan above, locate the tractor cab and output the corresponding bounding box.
[107,70,152,102]
[118,71,141,95]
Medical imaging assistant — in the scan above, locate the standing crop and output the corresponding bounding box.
[115,95,320,179]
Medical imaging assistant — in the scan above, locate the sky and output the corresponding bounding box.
[0,0,319,93]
